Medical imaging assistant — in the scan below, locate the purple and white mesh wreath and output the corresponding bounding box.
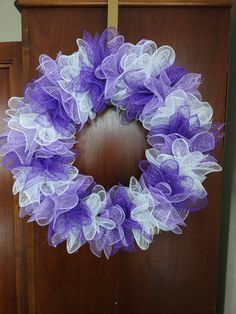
[0,28,223,258]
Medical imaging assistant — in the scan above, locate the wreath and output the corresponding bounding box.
[0,28,223,258]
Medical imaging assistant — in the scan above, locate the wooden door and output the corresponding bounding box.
[0,42,28,314]
[10,1,232,313]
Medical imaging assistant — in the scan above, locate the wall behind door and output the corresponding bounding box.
[0,1,235,313]
[0,0,21,42]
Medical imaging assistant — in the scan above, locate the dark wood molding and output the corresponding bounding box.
[15,0,233,9]
[21,9,37,314]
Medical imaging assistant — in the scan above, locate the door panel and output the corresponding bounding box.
[0,42,25,314]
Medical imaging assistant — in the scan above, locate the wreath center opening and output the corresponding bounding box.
[75,107,148,188]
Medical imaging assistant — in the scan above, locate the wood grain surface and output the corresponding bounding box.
[15,0,233,8]
[16,5,230,314]
[0,42,25,314]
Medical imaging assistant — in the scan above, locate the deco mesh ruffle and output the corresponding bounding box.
[0,28,223,258]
